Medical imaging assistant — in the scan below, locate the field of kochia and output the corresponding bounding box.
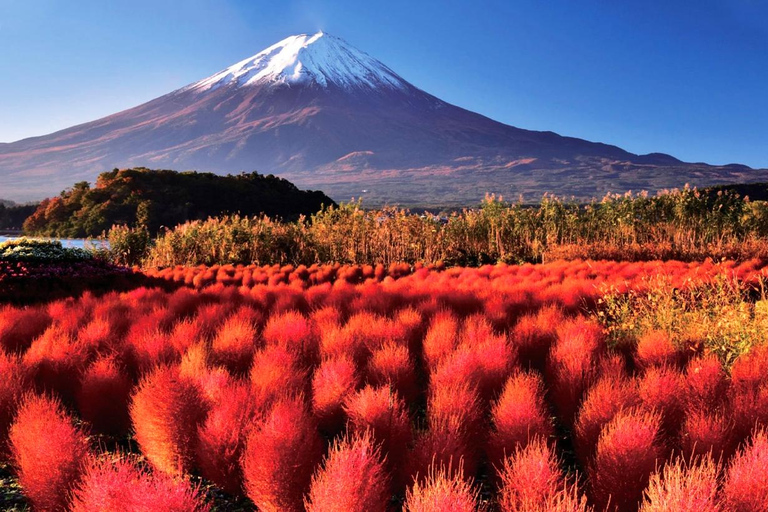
[2,259,768,511]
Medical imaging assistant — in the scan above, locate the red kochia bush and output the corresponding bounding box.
[243,396,324,512]
[488,373,553,467]
[195,380,259,495]
[574,376,638,464]
[76,356,133,436]
[9,393,89,511]
[22,326,90,405]
[635,330,680,369]
[510,305,563,371]
[684,355,727,411]
[639,455,720,512]
[311,356,359,434]
[250,344,308,409]
[680,408,734,460]
[411,383,483,482]
[721,428,768,511]
[729,346,768,439]
[0,351,26,454]
[0,305,51,353]
[211,312,259,375]
[423,312,460,370]
[261,310,318,365]
[546,318,604,426]
[305,430,390,512]
[130,365,207,477]
[403,464,480,512]
[498,436,590,512]
[71,455,210,512]
[367,342,418,403]
[638,365,685,438]
[590,408,665,511]
[344,386,412,489]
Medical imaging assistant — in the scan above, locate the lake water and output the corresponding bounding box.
[0,236,101,249]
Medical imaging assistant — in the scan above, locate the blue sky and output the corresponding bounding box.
[1,0,767,167]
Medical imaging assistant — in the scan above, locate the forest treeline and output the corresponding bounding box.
[22,168,335,237]
[107,184,768,266]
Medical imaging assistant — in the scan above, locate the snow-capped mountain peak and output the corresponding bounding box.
[188,32,408,92]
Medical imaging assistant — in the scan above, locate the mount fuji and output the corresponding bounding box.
[2,32,766,205]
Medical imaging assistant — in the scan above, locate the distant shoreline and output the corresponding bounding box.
[0,230,22,236]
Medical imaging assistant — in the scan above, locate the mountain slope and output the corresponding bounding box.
[1,32,766,205]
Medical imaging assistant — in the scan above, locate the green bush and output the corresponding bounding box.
[107,225,151,266]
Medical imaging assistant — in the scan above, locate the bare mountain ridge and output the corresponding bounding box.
[1,32,766,205]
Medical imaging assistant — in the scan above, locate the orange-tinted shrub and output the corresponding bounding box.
[71,454,210,512]
[250,344,308,409]
[76,356,132,436]
[574,376,638,464]
[404,464,480,512]
[546,318,604,426]
[0,305,51,353]
[498,436,590,512]
[488,373,553,467]
[636,330,680,369]
[344,386,412,489]
[367,342,418,403]
[311,356,359,434]
[638,365,685,438]
[510,305,562,371]
[262,310,318,365]
[305,430,390,512]
[9,393,89,511]
[680,408,734,460]
[722,428,768,511]
[129,365,207,477]
[411,383,482,482]
[684,355,727,411]
[210,312,259,375]
[242,396,324,512]
[590,408,665,511]
[0,351,26,454]
[195,380,258,495]
[639,455,720,512]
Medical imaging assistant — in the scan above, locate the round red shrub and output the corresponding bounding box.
[71,454,210,512]
[250,344,308,409]
[488,372,553,467]
[410,383,482,482]
[0,305,51,354]
[636,330,679,369]
[9,393,89,511]
[129,365,207,477]
[311,356,359,434]
[76,356,133,436]
[574,376,638,464]
[243,395,324,512]
[403,464,480,512]
[367,342,418,403]
[639,455,720,512]
[680,408,734,460]
[344,386,412,489]
[546,318,604,426]
[590,408,665,511]
[638,365,685,438]
[684,355,727,411]
[722,427,768,511]
[195,379,259,495]
[498,436,590,512]
[210,312,258,375]
[305,430,390,512]
[0,351,26,455]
